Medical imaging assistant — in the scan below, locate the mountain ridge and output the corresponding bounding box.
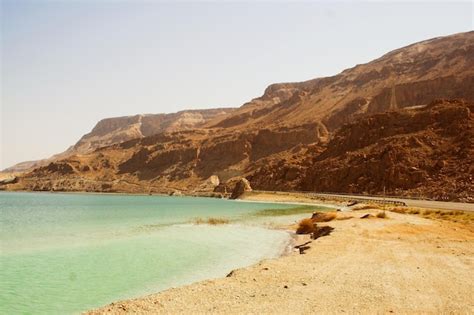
[3,31,473,201]
[2,108,235,173]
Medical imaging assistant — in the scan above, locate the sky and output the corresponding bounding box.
[1,1,473,170]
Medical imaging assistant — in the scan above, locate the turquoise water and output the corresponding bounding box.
[0,192,320,314]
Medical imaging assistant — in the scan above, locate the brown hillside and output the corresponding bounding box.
[209,31,474,132]
[250,99,473,202]
[3,32,474,201]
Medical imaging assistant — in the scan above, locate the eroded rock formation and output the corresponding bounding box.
[230,178,253,199]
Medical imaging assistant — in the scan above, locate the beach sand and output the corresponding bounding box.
[88,204,474,314]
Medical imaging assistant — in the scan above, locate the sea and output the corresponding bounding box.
[0,191,329,314]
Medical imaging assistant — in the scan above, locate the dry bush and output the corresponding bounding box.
[421,209,473,224]
[390,207,473,225]
[391,207,427,215]
[376,211,387,219]
[392,207,429,215]
[194,217,229,225]
[194,217,205,224]
[390,207,408,214]
[312,212,337,222]
[423,209,441,215]
[208,218,229,225]
[352,204,381,211]
[296,218,316,234]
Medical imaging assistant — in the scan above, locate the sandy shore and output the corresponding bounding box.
[88,195,474,314]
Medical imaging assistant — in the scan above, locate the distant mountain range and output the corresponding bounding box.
[3,31,473,201]
[2,108,234,173]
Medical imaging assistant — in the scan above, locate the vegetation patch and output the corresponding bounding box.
[352,204,381,210]
[194,217,230,225]
[312,212,337,222]
[295,218,335,239]
[296,218,317,234]
[388,207,474,224]
[376,211,388,219]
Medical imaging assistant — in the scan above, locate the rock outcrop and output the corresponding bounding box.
[230,178,253,199]
[300,99,474,201]
[248,99,473,201]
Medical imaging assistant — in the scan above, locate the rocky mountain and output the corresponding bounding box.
[2,161,40,174]
[3,31,473,201]
[2,108,234,173]
[250,99,473,201]
[72,108,235,155]
[209,31,473,132]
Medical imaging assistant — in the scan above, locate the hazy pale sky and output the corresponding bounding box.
[1,1,473,169]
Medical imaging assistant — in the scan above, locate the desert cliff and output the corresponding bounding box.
[3,31,473,201]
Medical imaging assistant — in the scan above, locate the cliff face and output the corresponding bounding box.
[250,99,473,201]
[4,31,474,201]
[12,123,322,194]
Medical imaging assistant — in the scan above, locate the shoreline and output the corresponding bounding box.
[0,189,343,210]
[84,218,304,314]
[0,190,342,214]
[87,197,474,314]
[2,189,472,211]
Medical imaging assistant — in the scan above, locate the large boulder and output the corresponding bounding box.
[207,175,220,187]
[196,175,220,192]
[230,178,252,199]
[213,182,231,194]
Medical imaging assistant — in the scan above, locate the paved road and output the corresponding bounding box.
[310,193,474,212]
